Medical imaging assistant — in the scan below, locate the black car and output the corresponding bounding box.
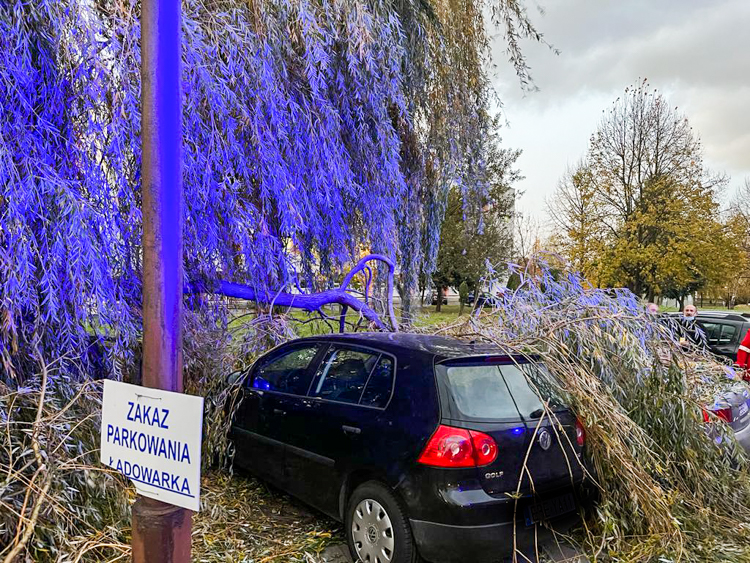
[695,312,750,362]
[666,312,750,362]
[230,333,588,563]
[465,292,502,308]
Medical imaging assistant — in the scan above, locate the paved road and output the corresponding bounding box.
[320,539,589,563]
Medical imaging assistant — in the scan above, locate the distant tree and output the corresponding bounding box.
[550,81,730,301]
[547,162,605,282]
[431,132,519,313]
[723,181,750,306]
[731,179,750,222]
[458,281,469,315]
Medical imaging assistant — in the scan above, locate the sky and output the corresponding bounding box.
[489,0,750,224]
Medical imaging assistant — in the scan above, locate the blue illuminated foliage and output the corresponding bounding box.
[0,0,535,381]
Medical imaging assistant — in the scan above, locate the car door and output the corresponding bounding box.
[698,321,739,360]
[283,344,396,517]
[232,342,324,487]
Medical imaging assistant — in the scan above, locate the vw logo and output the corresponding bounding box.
[538,429,552,451]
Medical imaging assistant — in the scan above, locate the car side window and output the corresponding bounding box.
[699,322,722,345]
[360,356,394,408]
[251,345,320,395]
[310,348,380,404]
[720,324,737,344]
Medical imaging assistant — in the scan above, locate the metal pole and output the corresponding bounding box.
[133,0,190,560]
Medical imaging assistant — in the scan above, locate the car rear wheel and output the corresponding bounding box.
[346,481,419,563]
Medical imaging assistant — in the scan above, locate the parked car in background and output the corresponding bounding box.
[703,385,750,453]
[695,312,750,362]
[664,311,750,362]
[662,313,750,452]
[230,333,589,563]
[430,291,448,306]
[465,291,502,308]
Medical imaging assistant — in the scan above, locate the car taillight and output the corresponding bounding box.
[417,425,498,468]
[575,418,586,447]
[714,407,733,423]
[471,431,498,466]
[703,407,733,423]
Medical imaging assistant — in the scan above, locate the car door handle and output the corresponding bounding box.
[342,425,361,435]
[273,409,287,416]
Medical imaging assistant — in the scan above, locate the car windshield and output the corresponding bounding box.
[445,362,564,420]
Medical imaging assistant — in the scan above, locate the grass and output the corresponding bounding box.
[226,304,467,338]
[226,299,750,337]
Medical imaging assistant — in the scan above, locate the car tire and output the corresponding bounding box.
[345,481,419,563]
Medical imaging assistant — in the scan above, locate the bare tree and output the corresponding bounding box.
[588,79,705,231]
[730,178,750,232]
[513,212,542,264]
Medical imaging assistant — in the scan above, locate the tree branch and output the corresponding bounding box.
[187,254,399,332]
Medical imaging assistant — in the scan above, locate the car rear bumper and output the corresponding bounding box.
[410,511,580,563]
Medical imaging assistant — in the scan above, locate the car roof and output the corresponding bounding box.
[294,332,513,362]
[696,311,750,322]
[665,311,750,323]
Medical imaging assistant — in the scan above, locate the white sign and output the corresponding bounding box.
[100,380,204,512]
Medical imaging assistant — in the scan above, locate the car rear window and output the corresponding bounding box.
[445,362,562,420]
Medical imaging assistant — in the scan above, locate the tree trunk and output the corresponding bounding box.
[400,286,414,328]
[435,286,443,312]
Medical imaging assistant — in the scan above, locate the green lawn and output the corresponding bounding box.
[227,301,749,337]
[411,304,466,327]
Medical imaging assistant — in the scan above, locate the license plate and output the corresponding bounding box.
[740,402,749,418]
[524,493,576,526]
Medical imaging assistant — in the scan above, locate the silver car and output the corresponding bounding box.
[705,386,750,453]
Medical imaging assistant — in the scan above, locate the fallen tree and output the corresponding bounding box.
[185,254,399,333]
[7,258,750,561]
[426,258,750,562]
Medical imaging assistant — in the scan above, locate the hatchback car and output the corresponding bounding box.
[230,333,588,563]
[430,292,448,306]
[703,385,750,453]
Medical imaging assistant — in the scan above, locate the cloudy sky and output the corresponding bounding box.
[489,0,750,223]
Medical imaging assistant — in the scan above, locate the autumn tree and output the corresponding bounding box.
[722,180,750,306]
[550,81,730,302]
[547,162,604,281]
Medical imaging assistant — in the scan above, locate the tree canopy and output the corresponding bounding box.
[0,0,544,381]
[548,81,733,301]
[431,125,519,306]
